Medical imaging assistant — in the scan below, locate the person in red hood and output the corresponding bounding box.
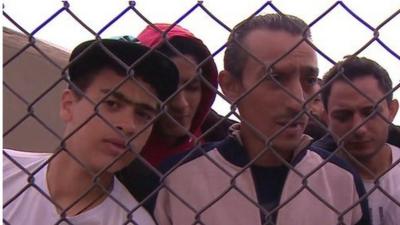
[136,23,220,167]
[117,23,234,209]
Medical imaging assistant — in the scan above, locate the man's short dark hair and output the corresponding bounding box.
[223,13,311,79]
[321,56,393,110]
[68,39,179,102]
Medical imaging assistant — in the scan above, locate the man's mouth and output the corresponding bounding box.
[104,138,128,155]
[277,120,306,128]
[347,140,371,146]
[170,114,191,125]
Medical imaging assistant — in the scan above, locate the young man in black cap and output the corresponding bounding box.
[3,39,179,225]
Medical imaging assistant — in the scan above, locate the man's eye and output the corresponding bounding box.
[265,72,282,83]
[103,99,121,110]
[313,96,322,103]
[306,77,318,85]
[332,111,352,122]
[302,75,318,86]
[184,81,201,92]
[136,110,153,122]
[361,107,377,118]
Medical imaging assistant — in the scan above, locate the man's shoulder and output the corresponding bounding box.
[307,142,360,175]
[112,177,140,205]
[390,143,400,153]
[310,135,337,152]
[4,149,51,161]
[388,125,400,147]
[3,149,51,209]
[389,144,400,164]
[3,149,51,172]
[159,137,236,174]
[110,177,156,224]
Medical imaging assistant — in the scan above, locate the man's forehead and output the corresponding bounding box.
[330,101,371,111]
[244,29,315,57]
[330,77,384,98]
[329,82,386,111]
[110,79,159,109]
[254,51,318,76]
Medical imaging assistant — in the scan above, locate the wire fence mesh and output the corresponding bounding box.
[3,1,400,225]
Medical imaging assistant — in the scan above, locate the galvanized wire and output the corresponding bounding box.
[3,1,399,225]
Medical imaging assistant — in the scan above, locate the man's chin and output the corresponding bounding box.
[166,126,192,139]
[346,147,380,161]
[266,138,302,153]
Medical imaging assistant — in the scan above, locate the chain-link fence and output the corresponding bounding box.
[3,1,400,225]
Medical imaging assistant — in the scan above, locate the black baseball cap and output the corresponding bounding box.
[68,39,179,102]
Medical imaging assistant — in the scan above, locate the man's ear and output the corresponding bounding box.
[218,70,242,104]
[388,99,399,122]
[60,89,78,122]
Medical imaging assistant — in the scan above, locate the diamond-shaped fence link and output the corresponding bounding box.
[3,1,400,225]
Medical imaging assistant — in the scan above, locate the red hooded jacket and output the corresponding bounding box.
[137,23,218,167]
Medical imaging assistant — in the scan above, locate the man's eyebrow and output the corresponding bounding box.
[332,108,352,113]
[100,89,159,112]
[255,64,319,79]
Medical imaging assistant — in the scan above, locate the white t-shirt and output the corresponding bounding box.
[363,144,400,225]
[3,149,156,225]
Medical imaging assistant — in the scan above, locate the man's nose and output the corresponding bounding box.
[169,91,190,112]
[286,80,305,113]
[115,111,136,137]
[352,113,368,137]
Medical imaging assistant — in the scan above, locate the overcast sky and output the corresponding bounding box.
[3,0,400,124]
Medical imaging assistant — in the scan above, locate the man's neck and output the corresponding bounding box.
[157,130,191,147]
[352,144,392,180]
[239,126,311,167]
[46,152,114,216]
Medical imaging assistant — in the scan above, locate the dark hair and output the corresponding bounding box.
[68,39,179,102]
[157,37,207,63]
[223,13,311,79]
[321,56,393,110]
[155,35,216,83]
